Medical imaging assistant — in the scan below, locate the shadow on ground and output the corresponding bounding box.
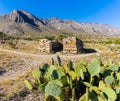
[80,48,97,54]
[0,67,6,75]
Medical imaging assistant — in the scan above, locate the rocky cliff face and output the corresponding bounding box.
[0,10,46,34]
[0,10,120,36]
[44,18,120,36]
[9,10,45,26]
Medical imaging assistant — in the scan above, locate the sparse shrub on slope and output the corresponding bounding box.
[105,38,120,44]
[0,32,19,48]
[8,39,19,49]
[24,56,120,101]
[0,32,7,44]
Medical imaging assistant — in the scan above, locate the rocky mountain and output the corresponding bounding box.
[0,10,120,36]
[44,18,120,36]
[0,10,47,34]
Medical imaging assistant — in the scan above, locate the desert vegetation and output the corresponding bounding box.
[0,6,120,101]
[24,56,120,101]
[0,31,120,100]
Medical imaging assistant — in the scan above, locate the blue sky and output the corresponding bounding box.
[0,0,120,27]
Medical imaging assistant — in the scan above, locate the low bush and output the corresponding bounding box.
[105,38,120,44]
[8,39,19,49]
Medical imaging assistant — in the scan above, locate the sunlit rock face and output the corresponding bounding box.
[0,10,120,36]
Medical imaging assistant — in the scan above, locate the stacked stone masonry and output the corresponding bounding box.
[39,39,52,53]
[63,37,83,54]
[39,37,83,54]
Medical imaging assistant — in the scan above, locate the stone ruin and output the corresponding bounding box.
[39,37,83,54]
[39,39,51,53]
[39,39,63,53]
[63,37,83,54]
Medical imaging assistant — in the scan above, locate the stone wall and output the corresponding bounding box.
[39,39,63,53]
[39,37,83,54]
[39,39,52,53]
[63,37,83,54]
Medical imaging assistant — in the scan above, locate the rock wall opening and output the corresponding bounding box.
[51,42,63,53]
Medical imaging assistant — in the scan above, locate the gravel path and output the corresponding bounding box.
[0,48,99,82]
[0,48,99,58]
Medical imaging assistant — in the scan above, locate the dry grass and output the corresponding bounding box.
[0,70,32,99]
[0,52,21,67]
[0,40,40,54]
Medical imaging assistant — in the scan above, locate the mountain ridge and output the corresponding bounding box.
[0,10,120,36]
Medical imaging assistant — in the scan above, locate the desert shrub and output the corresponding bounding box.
[8,39,19,49]
[23,37,33,41]
[0,33,20,47]
[105,38,120,44]
[25,57,120,101]
[55,34,65,41]
[0,32,6,38]
[43,35,55,40]
[105,39,113,44]
[0,32,6,44]
[114,39,120,44]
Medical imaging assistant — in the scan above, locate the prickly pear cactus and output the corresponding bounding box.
[41,63,49,73]
[67,61,74,71]
[24,80,33,90]
[116,73,120,80]
[99,81,106,91]
[45,80,62,97]
[57,55,61,66]
[32,70,41,79]
[108,64,119,72]
[48,66,57,75]
[88,59,100,77]
[52,58,54,65]
[105,75,114,85]
[83,82,92,87]
[68,71,77,80]
[24,57,120,101]
[103,87,117,101]
[80,69,84,80]
[80,60,87,67]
